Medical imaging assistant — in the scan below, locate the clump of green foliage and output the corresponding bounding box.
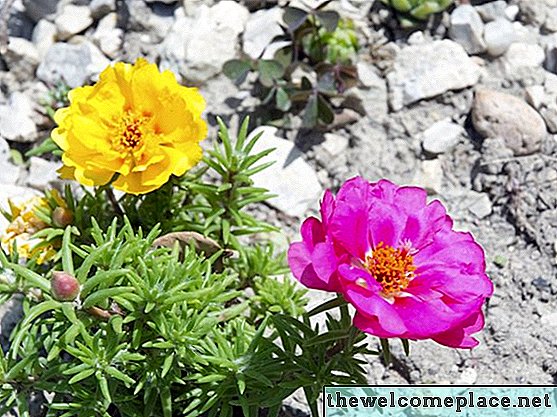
[381,0,454,26]
[0,119,374,417]
[223,1,361,128]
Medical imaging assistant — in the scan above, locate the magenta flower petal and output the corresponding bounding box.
[432,311,485,348]
[329,177,373,259]
[288,176,493,349]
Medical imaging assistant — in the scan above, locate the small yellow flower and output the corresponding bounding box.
[52,58,208,195]
[1,196,55,264]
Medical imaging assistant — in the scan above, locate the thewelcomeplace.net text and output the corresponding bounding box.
[327,390,553,413]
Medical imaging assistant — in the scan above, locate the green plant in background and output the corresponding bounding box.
[0,119,375,417]
[381,0,454,26]
[41,81,71,120]
[223,0,361,128]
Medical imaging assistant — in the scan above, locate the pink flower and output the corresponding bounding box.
[288,177,493,349]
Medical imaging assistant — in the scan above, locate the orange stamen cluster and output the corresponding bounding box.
[365,242,416,295]
[116,112,146,151]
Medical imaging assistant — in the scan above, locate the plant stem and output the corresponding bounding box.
[105,188,124,217]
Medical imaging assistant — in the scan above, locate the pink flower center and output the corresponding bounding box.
[365,242,416,296]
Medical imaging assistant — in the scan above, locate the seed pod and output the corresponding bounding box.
[52,207,73,228]
[51,271,80,301]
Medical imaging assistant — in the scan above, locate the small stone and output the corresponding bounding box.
[55,5,93,40]
[518,0,549,26]
[467,193,492,219]
[31,19,57,59]
[541,312,557,327]
[407,31,425,45]
[26,157,60,190]
[3,37,40,82]
[247,126,322,217]
[449,5,486,55]
[472,89,546,156]
[505,4,519,21]
[322,133,349,157]
[540,106,557,133]
[544,34,557,73]
[421,119,463,155]
[387,40,480,111]
[0,137,21,184]
[242,7,283,59]
[503,42,545,69]
[493,255,507,268]
[525,85,545,109]
[160,1,249,83]
[36,41,110,88]
[544,8,557,32]
[476,1,508,22]
[0,92,37,143]
[456,368,478,385]
[411,159,443,195]
[357,62,387,91]
[89,0,116,19]
[22,0,59,22]
[483,19,515,57]
[93,13,122,59]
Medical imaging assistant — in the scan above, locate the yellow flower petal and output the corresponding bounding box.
[53,58,207,194]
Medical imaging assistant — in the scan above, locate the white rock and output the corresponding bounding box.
[449,5,486,55]
[322,133,349,157]
[31,19,57,59]
[504,42,545,69]
[93,13,122,59]
[421,119,463,154]
[541,312,557,326]
[407,30,425,45]
[3,37,40,82]
[387,40,480,111]
[22,0,59,22]
[243,8,283,59]
[55,5,93,40]
[0,138,21,185]
[411,159,443,195]
[456,368,478,385]
[505,4,519,21]
[0,92,37,143]
[36,41,110,88]
[89,0,116,19]
[544,8,557,32]
[145,0,177,3]
[467,192,492,219]
[476,1,507,22]
[26,157,60,190]
[160,1,249,83]
[483,19,515,57]
[248,126,322,217]
[525,85,546,109]
[357,61,383,89]
[185,1,249,82]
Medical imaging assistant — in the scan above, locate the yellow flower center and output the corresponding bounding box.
[114,112,149,152]
[364,242,416,296]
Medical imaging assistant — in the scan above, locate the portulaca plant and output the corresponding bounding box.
[0,60,492,417]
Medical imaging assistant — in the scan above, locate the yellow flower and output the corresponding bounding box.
[52,58,208,195]
[1,196,55,264]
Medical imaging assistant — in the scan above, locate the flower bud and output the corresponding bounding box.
[52,207,73,228]
[51,271,80,301]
